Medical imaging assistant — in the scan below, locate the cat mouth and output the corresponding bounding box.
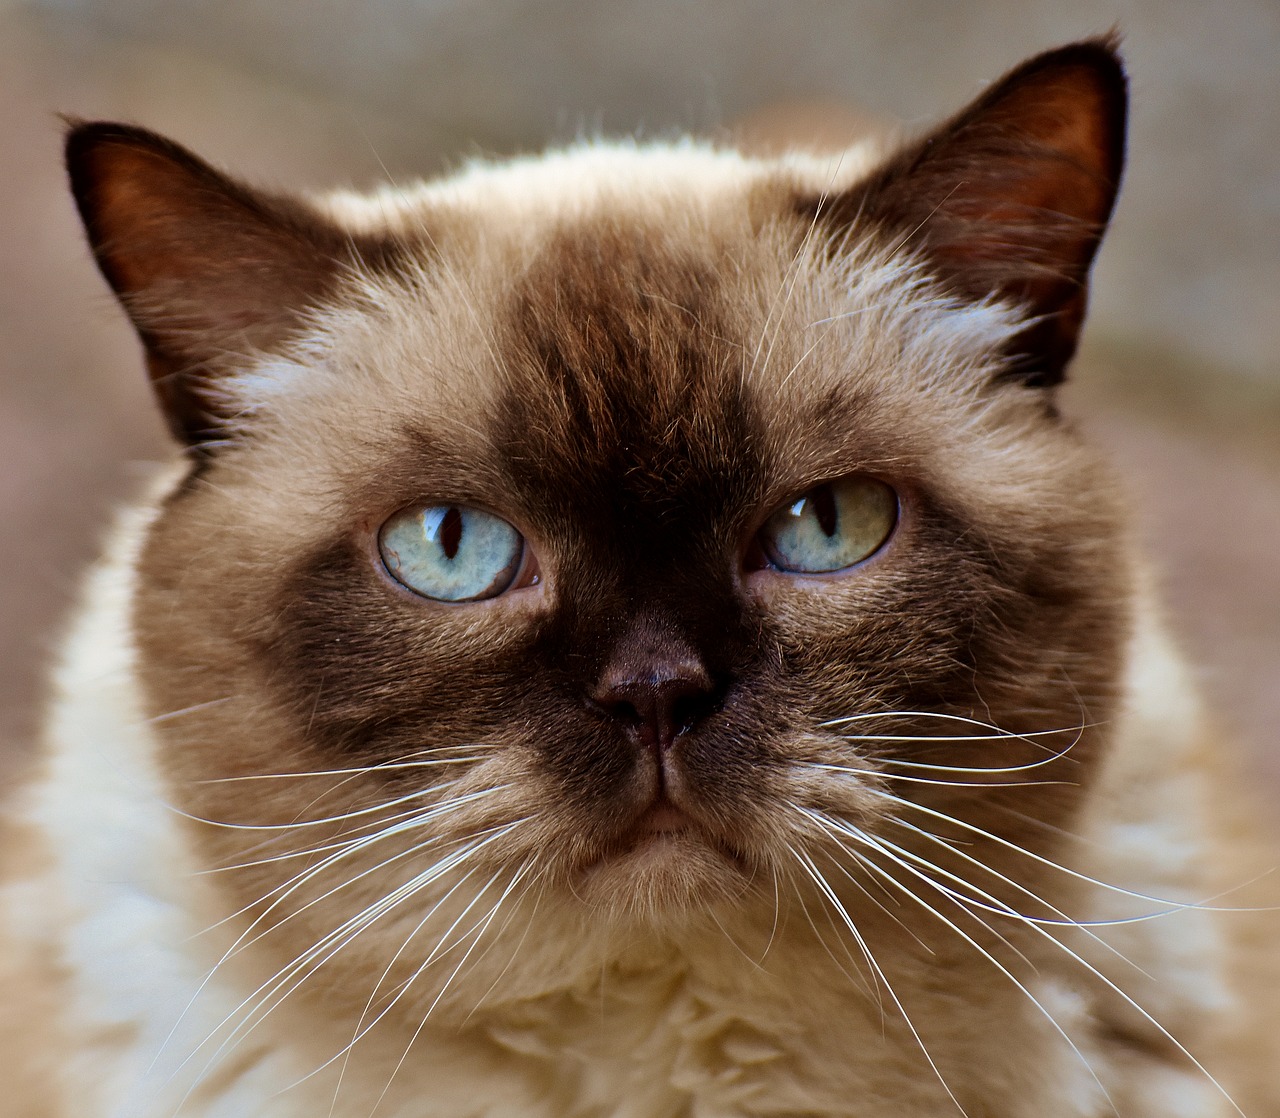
[588,790,746,874]
[599,794,698,860]
[633,797,695,836]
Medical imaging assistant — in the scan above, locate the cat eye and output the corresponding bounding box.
[378,504,533,602]
[757,477,897,574]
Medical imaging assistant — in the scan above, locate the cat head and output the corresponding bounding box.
[68,41,1131,993]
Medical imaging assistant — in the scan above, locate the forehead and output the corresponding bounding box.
[493,221,762,526]
[226,145,1020,533]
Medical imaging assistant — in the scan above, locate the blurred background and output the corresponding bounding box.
[1,0,1277,799]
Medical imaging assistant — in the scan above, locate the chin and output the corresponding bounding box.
[575,830,753,922]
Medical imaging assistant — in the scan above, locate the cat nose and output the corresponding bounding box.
[590,656,717,753]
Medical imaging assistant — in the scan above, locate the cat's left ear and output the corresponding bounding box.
[812,38,1127,386]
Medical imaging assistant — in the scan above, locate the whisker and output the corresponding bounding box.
[748,166,834,386]
[226,799,514,957]
[760,861,783,965]
[791,846,971,1117]
[866,789,1232,914]
[802,760,1070,791]
[372,860,537,1114]
[822,710,1098,757]
[784,814,932,955]
[310,863,522,1103]
[169,777,492,833]
[196,783,502,878]
[197,745,490,784]
[884,815,1174,941]
[145,697,234,724]
[177,822,523,1100]
[797,808,1114,1113]
[160,794,512,1086]
[196,787,507,941]
[898,837,1244,1115]
[795,806,1028,967]
[801,799,1247,1115]
[824,710,1083,729]
[783,849,881,1009]
[463,862,549,1022]
[805,304,887,327]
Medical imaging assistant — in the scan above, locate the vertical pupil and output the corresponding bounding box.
[440,506,463,559]
[811,485,838,537]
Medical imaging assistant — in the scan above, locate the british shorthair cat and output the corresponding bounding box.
[2,37,1277,1118]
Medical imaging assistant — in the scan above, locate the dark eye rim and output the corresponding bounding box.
[744,475,902,577]
[368,502,544,605]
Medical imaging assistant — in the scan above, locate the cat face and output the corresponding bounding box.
[70,41,1130,1000]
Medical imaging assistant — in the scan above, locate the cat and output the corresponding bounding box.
[2,35,1278,1118]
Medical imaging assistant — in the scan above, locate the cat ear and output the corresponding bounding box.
[65,122,393,446]
[814,38,1127,387]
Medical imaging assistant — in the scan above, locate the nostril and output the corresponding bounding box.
[601,698,642,728]
[670,689,718,735]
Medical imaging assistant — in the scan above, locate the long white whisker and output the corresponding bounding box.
[748,169,833,386]
[312,861,528,1107]
[796,806,1027,966]
[875,754,1076,775]
[146,697,234,724]
[823,711,1097,758]
[881,825,1247,1116]
[169,777,482,833]
[824,711,1085,730]
[884,815,1173,943]
[372,861,536,1114]
[799,809,1114,1113]
[760,861,783,964]
[197,797,464,878]
[866,790,1233,913]
[157,796,489,1075]
[803,761,1070,791]
[789,820,932,955]
[807,801,1246,1115]
[229,805,514,959]
[162,802,511,1090]
[197,747,490,784]
[784,850,881,1008]
[198,787,507,943]
[463,862,548,1021]
[178,822,521,1100]
[196,785,499,878]
[791,846,970,1117]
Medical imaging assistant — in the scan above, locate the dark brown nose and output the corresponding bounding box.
[591,655,717,753]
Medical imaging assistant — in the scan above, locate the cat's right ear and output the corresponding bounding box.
[65,122,391,449]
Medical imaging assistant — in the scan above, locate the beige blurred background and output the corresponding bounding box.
[2,1,1277,801]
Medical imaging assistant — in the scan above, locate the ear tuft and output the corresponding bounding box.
[808,38,1127,387]
[65,122,397,448]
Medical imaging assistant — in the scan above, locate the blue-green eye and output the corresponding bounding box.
[378,505,528,601]
[759,477,897,573]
